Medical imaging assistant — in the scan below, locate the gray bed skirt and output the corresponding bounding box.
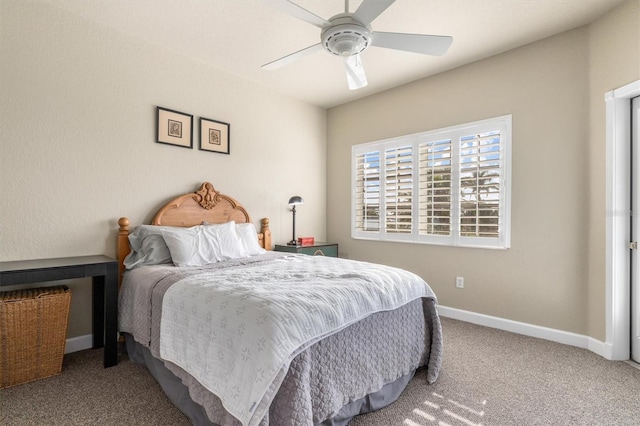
[125,334,416,426]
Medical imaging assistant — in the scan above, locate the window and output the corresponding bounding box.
[352,115,511,249]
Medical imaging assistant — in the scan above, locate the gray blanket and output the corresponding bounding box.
[119,252,443,425]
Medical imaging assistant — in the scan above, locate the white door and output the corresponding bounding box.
[633,95,640,363]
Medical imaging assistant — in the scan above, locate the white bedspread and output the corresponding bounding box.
[159,254,436,426]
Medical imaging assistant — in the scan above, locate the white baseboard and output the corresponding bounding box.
[64,334,93,354]
[437,305,614,360]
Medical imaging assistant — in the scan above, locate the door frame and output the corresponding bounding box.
[605,79,640,360]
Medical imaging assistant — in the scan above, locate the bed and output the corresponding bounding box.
[117,182,442,426]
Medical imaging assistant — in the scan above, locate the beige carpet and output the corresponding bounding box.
[2,317,639,425]
[352,318,640,425]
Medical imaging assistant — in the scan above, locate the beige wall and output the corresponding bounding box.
[327,0,639,340]
[0,1,327,338]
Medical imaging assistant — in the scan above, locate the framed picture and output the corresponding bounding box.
[156,106,193,148]
[199,117,230,155]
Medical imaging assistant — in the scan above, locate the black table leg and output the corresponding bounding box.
[103,263,118,367]
[92,276,105,349]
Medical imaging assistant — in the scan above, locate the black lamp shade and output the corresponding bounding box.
[288,196,304,205]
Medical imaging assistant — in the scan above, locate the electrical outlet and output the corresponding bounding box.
[456,276,464,288]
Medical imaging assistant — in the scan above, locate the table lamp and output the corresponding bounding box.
[287,196,304,245]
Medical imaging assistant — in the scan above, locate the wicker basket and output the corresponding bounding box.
[0,286,71,388]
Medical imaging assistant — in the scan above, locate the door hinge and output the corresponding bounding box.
[630,241,638,250]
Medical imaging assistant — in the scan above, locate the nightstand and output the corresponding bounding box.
[274,242,338,257]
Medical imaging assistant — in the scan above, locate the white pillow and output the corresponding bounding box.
[236,223,267,256]
[210,222,248,259]
[162,222,247,267]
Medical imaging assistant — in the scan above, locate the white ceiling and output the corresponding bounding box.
[45,0,625,108]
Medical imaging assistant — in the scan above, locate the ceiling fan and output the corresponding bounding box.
[262,0,453,90]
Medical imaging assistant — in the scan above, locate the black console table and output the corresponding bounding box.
[0,255,118,368]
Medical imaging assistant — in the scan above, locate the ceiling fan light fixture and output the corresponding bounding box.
[321,19,372,57]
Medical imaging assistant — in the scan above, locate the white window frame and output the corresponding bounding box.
[351,115,512,249]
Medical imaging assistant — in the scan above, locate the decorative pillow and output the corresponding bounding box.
[236,223,267,256]
[162,222,248,267]
[124,225,173,269]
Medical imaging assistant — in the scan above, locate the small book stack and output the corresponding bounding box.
[297,237,314,246]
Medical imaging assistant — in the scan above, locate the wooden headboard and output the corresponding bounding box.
[117,182,272,285]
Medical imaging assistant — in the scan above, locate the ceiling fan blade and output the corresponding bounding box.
[262,43,323,70]
[264,0,330,28]
[371,32,453,56]
[353,0,396,26]
[344,54,368,90]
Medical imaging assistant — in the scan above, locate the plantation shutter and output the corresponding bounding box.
[352,115,510,248]
[459,130,502,238]
[355,150,381,232]
[419,139,452,236]
[384,145,413,233]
